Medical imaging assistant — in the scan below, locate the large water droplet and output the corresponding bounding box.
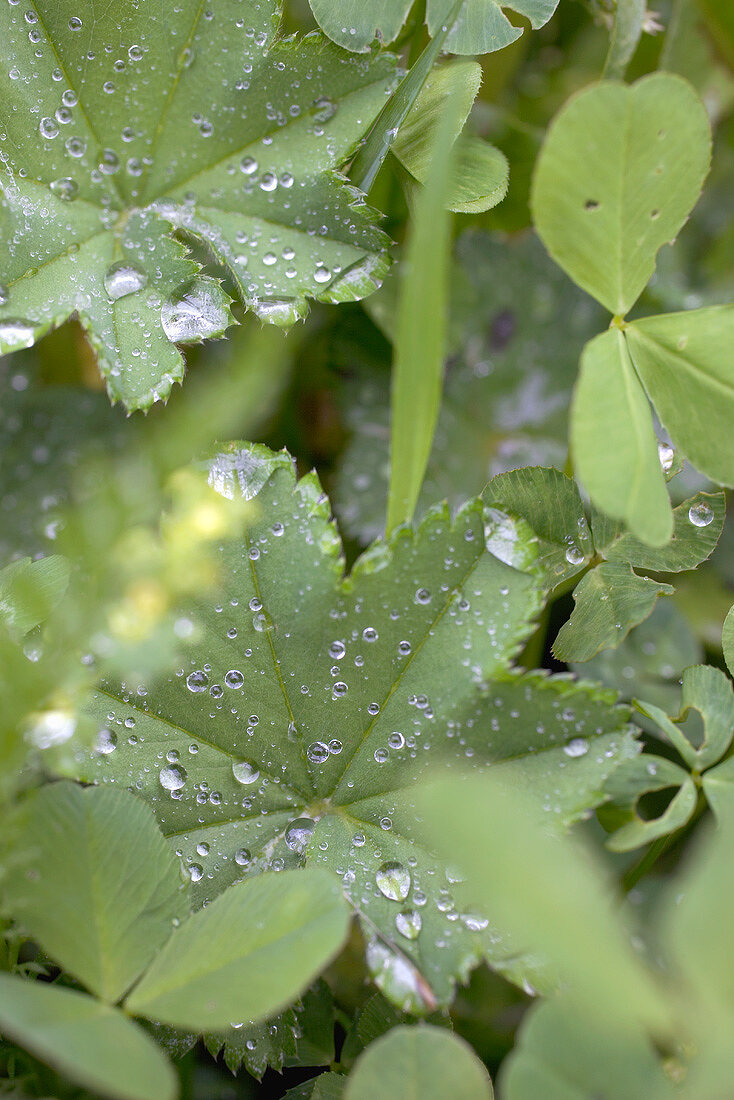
[565,545,585,566]
[94,728,117,755]
[395,909,422,940]
[284,817,315,853]
[688,501,714,528]
[160,765,187,791]
[232,760,260,785]
[307,741,329,764]
[50,177,78,201]
[104,260,147,302]
[186,670,209,693]
[161,280,229,343]
[0,319,38,351]
[376,861,411,901]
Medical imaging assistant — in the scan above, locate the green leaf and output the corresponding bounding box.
[391,61,509,214]
[625,306,734,487]
[2,782,188,1003]
[603,755,697,852]
[501,995,676,1100]
[0,3,397,409]
[637,665,734,771]
[0,973,176,1100]
[553,564,673,664]
[484,468,593,590]
[75,445,636,1007]
[532,74,711,315]
[0,555,70,639]
[385,67,461,534]
[411,773,664,1025]
[603,0,646,80]
[571,329,672,546]
[283,1074,346,1100]
[335,231,603,543]
[344,1025,493,1099]
[600,491,725,573]
[125,868,349,1031]
[724,604,734,678]
[702,756,734,823]
[309,0,560,55]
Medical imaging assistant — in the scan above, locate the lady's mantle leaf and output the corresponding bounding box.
[0,1,397,409]
[76,444,637,1008]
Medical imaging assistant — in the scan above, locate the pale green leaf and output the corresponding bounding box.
[2,782,188,1003]
[309,0,559,55]
[553,564,673,663]
[0,2,397,409]
[625,306,734,487]
[599,491,725,572]
[336,231,602,543]
[391,61,509,214]
[284,1073,346,1100]
[603,755,697,852]
[501,995,676,1100]
[724,604,734,678]
[0,973,176,1100]
[603,0,646,79]
[411,773,664,1025]
[386,69,461,533]
[571,328,672,546]
[0,555,70,638]
[532,74,711,315]
[344,1025,493,1100]
[74,445,636,1007]
[126,868,349,1031]
[702,756,734,823]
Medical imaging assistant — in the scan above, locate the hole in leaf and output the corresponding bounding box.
[650,209,660,219]
[584,199,600,210]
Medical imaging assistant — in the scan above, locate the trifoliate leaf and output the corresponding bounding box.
[0,973,177,1100]
[344,1025,493,1099]
[125,868,350,1031]
[0,2,397,409]
[626,306,734,488]
[335,231,602,543]
[2,783,188,1003]
[571,329,672,547]
[603,755,697,852]
[637,665,734,772]
[75,444,637,1008]
[552,564,673,664]
[309,0,560,56]
[0,555,70,638]
[596,491,725,573]
[531,74,711,316]
[484,468,593,590]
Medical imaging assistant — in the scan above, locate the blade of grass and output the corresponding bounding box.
[349,0,466,194]
[385,84,463,535]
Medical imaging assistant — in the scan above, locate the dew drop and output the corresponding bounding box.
[565,545,585,566]
[376,861,411,901]
[232,760,260,785]
[160,765,187,791]
[104,260,147,302]
[688,501,714,528]
[186,670,209,693]
[284,817,315,853]
[225,669,244,689]
[563,738,589,758]
[395,909,422,939]
[161,280,229,343]
[307,741,329,764]
[50,177,78,201]
[658,442,675,472]
[94,728,117,755]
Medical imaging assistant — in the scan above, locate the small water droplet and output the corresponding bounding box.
[563,738,589,758]
[186,670,209,693]
[50,177,78,201]
[232,760,260,785]
[104,260,147,302]
[395,909,422,939]
[225,669,244,689]
[565,545,585,566]
[688,501,714,528]
[658,442,675,472]
[307,741,329,764]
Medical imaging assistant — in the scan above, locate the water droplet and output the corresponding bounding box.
[388,732,405,750]
[240,156,258,175]
[314,264,331,285]
[188,863,203,882]
[362,626,378,642]
[284,817,315,853]
[563,738,589,758]
[160,765,187,791]
[225,669,244,689]
[68,16,82,30]
[658,442,675,472]
[39,118,59,139]
[329,641,345,659]
[415,588,431,604]
[307,741,329,764]
[376,861,411,901]
[0,285,8,307]
[565,545,585,566]
[104,260,147,302]
[161,280,229,343]
[65,136,86,158]
[186,670,209,693]
[0,319,38,351]
[50,177,78,201]
[235,848,251,866]
[688,501,714,528]
[98,149,120,175]
[395,909,422,940]
[232,760,260,785]
[94,728,117,755]
[259,172,277,192]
